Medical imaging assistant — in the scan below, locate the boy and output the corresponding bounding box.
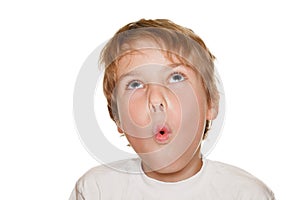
[70,19,275,199]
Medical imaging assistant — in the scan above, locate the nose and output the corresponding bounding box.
[151,102,164,112]
[148,84,167,112]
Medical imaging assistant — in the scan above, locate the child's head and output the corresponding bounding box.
[100,19,220,174]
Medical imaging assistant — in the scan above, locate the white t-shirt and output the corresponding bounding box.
[69,158,275,200]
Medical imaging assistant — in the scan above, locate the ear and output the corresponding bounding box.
[206,102,219,120]
[117,126,124,134]
[115,119,124,134]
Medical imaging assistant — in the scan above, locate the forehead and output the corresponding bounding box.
[119,49,169,67]
[117,49,185,78]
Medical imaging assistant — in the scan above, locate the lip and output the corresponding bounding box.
[153,124,172,144]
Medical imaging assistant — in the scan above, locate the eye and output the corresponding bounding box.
[126,80,144,89]
[169,72,186,83]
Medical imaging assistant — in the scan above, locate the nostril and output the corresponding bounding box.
[159,103,164,111]
[151,104,156,112]
[150,102,165,112]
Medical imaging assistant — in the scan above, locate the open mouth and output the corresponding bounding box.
[154,125,171,144]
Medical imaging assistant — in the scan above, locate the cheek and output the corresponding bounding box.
[128,90,150,127]
[126,136,152,154]
[168,82,206,145]
[117,90,151,133]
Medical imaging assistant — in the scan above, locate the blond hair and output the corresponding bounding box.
[100,19,219,127]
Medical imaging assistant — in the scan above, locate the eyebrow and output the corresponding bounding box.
[118,63,184,81]
[118,71,141,81]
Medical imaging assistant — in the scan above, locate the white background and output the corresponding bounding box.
[0,0,299,199]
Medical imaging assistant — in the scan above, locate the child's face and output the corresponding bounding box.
[114,48,216,173]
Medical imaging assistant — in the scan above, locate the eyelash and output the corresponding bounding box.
[125,79,143,90]
[169,71,187,82]
[125,71,187,90]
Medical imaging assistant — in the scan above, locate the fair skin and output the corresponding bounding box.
[114,47,217,182]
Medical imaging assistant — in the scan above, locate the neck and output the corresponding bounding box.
[142,149,203,182]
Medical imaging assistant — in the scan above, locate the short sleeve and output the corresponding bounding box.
[69,174,102,200]
[69,186,84,200]
[235,178,276,200]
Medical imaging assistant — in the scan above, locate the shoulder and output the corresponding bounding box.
[71,158,140,199]
[77,158,140,185]
[204,159,275,199]
[81,158,139,176]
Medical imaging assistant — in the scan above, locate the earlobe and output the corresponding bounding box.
[115,119,124,134]
[117,127,124,134]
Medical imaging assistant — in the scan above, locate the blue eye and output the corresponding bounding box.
[126,80,144,89]
[169,72,185,83]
